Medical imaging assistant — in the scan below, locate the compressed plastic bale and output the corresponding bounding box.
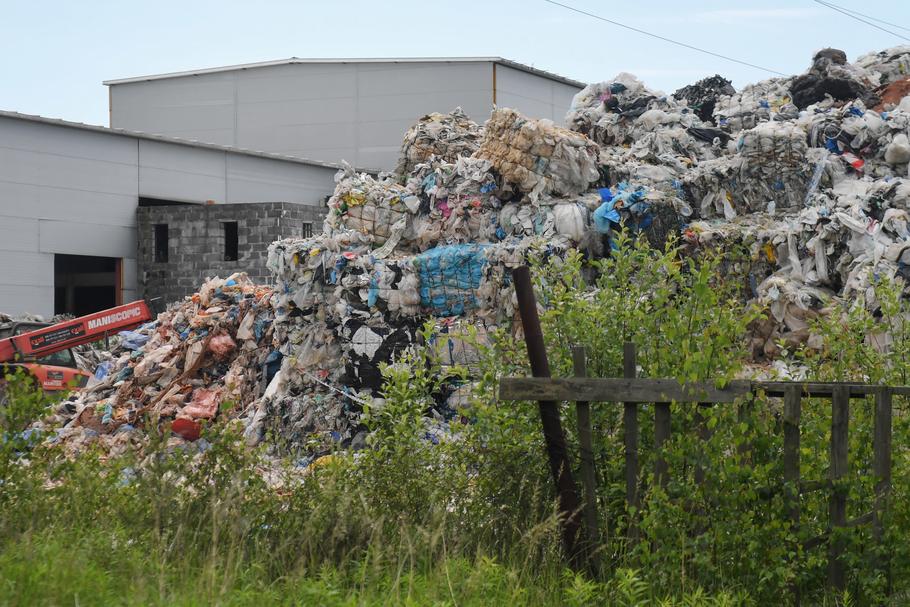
[885,133,910,165]
[552,201,588,241]
[475,108,600,201]
[413,244,489,317]
[396,108,484,175]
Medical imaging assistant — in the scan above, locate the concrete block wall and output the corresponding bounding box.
[138,202,323,310]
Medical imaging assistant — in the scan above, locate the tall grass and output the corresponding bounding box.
[4,235,905,605]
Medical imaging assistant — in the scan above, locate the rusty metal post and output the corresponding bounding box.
[513,266,583,568]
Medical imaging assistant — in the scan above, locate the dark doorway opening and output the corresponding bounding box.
[54,254,119,316]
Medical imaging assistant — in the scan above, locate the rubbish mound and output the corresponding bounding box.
[395,107,484,175]
[475,108,600,201]
[37,274,277,457]
[34,45,910,460]
[673,74,735,123]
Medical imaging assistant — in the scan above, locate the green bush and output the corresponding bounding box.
[4,233,910,604]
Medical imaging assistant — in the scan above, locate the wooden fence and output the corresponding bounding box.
[500,266,905,603]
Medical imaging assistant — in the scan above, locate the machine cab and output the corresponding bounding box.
[0,320,88,390]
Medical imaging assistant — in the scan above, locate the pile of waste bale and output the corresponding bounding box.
[36,274,278,457]
[34,44,910,459]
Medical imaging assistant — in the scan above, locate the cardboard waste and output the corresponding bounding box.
[29,45,910,461]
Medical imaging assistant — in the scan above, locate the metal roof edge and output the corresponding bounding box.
[103,56,586,88]
[0,109,374,172]
[494,59,586,88]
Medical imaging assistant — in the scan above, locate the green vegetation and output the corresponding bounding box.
[2,234,908,605]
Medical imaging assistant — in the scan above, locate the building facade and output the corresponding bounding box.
[105,57,585,171]
[0,111,337,318]
[137,202,321,312]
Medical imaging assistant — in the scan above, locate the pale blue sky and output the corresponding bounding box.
[2,0,909,127]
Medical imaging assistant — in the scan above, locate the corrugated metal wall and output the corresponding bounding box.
[0,116,336,317]
[494,64,580,123]
[109,61,583,171]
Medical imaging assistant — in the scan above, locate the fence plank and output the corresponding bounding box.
[513,266,583,569]
[623,343,640,540]
[655,402,671,489]
[828,385,849,591]
[694,403,712,486]
[499,377,751,404]
[783,386,801,606]
[572,346,600,571]
[737,399,752,462]
[874,387,892,592]
[784,386,801,527]
[758,382,910,398]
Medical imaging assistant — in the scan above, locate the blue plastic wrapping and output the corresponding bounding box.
[93,361,113,379]
[118,330,150,351]
[414,244,489,316]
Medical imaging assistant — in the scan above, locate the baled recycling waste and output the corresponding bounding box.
[31,44,910,461]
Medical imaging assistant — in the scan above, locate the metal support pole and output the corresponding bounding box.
[513,266,583,568]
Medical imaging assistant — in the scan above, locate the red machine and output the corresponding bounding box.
[0,301,153,391]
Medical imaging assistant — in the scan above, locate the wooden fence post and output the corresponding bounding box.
[828,386,849,592]
[512,266,583,568]
[694,403,712,486]
[655,403,671,489]
[572,346,601,571]
[783,385,801,605]
[873,387,892,592]
[623,343,639,541]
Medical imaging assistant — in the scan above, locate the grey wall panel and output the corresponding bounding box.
[38,220,136,259]
[0,216,40,253]
[0,147,137,196]
[0,251,53,287]
[0,118,139,229]
[110,75,236,144]
[495,65,582,123]
[0,116,137,163]
[122,257,138,295]
[0,182,137,228]
[237,121,357,162]
[0,285,54,317]
[138,140,227,203]
[237,63,357,103]
[225,154,335,205]
[238,97,358,129]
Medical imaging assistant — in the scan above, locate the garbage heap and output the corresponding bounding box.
[249,106,606,453]
[37,274,277,458]
[256,45,910,451]
[36,45,910,458]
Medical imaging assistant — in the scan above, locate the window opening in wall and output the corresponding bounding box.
[154,224,169,263]
[224,221,239,262]
[302,222,313,238]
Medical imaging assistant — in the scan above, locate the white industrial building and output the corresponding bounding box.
[0,111,338,318]
[105,57,585,170]
[1,56,585,318]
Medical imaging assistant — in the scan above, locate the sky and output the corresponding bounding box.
[2,0,910,127]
